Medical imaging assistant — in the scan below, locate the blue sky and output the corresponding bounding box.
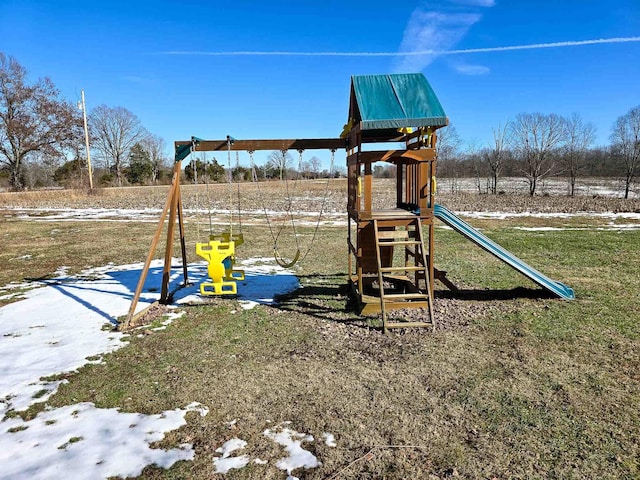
[1,0,639,168]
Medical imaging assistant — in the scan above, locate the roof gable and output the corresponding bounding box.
[348,73,448,131]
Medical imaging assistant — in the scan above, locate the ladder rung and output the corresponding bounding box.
[385,321,433,329]
[378,240,421,246]
[383,293,428,300]
[376,231,410,240]
[380,266,425,272]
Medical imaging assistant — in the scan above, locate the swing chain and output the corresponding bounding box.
[296,147,336,263]
[249,147,337,268]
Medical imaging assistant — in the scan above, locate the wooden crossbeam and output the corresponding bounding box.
[175,137,346,154]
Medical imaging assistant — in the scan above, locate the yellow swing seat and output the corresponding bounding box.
[195,238,245,296]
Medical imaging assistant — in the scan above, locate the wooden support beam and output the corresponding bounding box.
[175,137,346,154]
[176,181,189,289]
[160,167,180,303]
[364,162,372,213]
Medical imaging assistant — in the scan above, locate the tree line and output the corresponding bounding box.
[1,53,638,197]
[183,150,341,185]
[0,53,171,190]
[435,110,640,199]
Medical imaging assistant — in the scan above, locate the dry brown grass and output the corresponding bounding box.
[2,178,639,213]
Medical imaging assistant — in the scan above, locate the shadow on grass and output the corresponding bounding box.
[275,274,557,332]
[275,273,373,329]
[436,286,556,301]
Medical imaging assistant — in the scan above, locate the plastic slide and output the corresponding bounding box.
[434,204,575,299]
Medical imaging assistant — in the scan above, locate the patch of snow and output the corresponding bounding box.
[0,402,196,480]
[0,291,30,302]
[53,266,70,277]
[513,226,574,232]
[213,438,250,474]
[9,254,32,261]
[598,223,640,231]
[0,269,135,413]
[455,211,640,221]
[184,401,209,417]
[149,310,185,331]
[0,282,38,300]
[322,432,337,447]
[263,426,320,476]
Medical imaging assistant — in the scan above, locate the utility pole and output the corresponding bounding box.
[80,90,94,190]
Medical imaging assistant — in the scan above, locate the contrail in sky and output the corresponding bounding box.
[161,37,640,57]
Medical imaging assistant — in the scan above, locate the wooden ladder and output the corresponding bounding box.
[373,218,435,333]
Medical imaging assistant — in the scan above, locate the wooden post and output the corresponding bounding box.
[419,161,429,212]
[160,164,182,303]
[176,181,189,287]
[364,162,372,214]
[396,163,403,208]
[80,90,94,191]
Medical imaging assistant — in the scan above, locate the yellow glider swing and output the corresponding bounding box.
[194,136,336,296]
[195,137,245,295]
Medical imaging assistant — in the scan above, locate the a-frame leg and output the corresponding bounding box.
[121,161,187,330]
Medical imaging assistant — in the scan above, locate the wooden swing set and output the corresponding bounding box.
[121,73,449,333]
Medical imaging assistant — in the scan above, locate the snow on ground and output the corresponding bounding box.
[213,438,250,474]
[455,210,640,231]
[210,422,334,479]
[264,424,321,477]
[4,206,640,230]
[0,402,207,480]
[3,206,346,227]
[458,210,640,221]
[438,176,639,198]
[0,257,300,479]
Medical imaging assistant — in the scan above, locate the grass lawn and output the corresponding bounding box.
[1,184,639,479]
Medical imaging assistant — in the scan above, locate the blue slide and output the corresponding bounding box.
[434,204,575,300]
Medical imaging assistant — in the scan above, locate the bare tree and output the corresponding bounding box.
[560,113,596,197]
[462,140,484,194]
[435,125,462,192]
[267,150,293,181]
[309,155,322,179]
[0,53,81,190]
[610,106,640,199]
[483,123,511,194]
[90,105,147,186]
[510,112,566,196]
[140,134,167,184]
[436,124,462,162]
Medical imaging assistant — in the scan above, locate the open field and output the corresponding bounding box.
[1,180,639,479]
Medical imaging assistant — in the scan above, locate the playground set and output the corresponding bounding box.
[122,73,574,332]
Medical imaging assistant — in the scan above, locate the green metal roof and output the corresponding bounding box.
[349,73,448,131]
